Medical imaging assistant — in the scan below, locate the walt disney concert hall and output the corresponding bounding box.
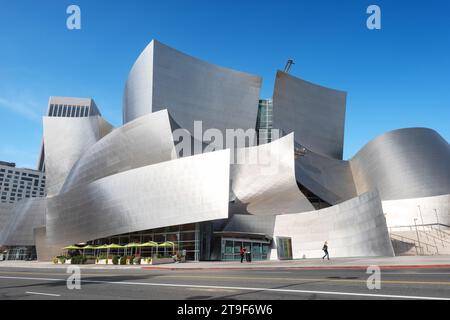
[1,40,449,262]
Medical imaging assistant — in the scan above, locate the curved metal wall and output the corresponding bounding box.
[272,191,394,259]
[230,133,314,215]
[46,150,231,246]
[0,198,46,246]
[0,203,14,244]
[123,41,154,124]
[295,148,356,205]
[273,71,347,159]
[350,128,450,201]
[123,40,262,141]
[60,110,177,192]
[43,116,113,196]
[292,128,450,205]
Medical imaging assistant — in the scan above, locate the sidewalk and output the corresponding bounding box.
[141,256,450,270]
[1,256,450,270]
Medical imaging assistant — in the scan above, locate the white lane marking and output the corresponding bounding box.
[25,291,61,297]
[1,275,450,300]
[382,272,450,275]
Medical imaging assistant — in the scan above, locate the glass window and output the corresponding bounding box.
[224,241,233,254]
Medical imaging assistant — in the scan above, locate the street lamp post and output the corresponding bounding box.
[414,218,422,255]
[434,209,444,243]
[417,205,425,231]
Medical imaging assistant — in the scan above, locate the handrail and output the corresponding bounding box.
[390,225,450,246]
[390,232,438,256]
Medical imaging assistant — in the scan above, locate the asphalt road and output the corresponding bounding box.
[1,266,450,300]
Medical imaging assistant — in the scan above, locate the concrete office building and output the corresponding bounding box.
[1,39,449,261]
[0,162,45,204]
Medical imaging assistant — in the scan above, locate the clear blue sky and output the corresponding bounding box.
[0,0,449,168]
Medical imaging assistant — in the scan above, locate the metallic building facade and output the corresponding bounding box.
[273,71,347,159]
[350,128,450,201]
[60,110,177,193]
[37,96,102,172]
[230,133,314,215]
[123,40,262,147]
[1,39,449,261]
[43,115,113,196]
[46,150,231,246]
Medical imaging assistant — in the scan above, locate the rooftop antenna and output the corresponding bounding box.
[284,59,295,73]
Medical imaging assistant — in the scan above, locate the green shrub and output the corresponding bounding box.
[71,255,87,264]
[112,255,119,265]
[129,255,135,265]
[133,257,141,265]
[119,256,127,265]
[52,257,58,264]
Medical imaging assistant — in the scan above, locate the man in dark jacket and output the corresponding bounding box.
[322,241,330,260]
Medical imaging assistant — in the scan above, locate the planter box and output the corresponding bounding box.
[151,257,174,265]
[56,259,70,264]
[96,259,112,265]
[140,259,152,265]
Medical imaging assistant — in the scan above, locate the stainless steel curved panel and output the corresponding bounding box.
[60,110,176,192]
[295,148,356,205]
[230,133,314,215]
[273,71,347,159]
[43,116,113,196]
[123,40,262,139]
[294,128,450,204]
[223,214,276,237]
[0,198,46,246]
[273,191,394,259]
[0,203,14,243]
[46,150,230,246]
[350,128,450,201]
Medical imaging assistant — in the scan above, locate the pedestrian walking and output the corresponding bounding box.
[322,241,330,260]
[240,246,246,263]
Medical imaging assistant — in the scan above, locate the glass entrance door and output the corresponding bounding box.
[276,237,293,260]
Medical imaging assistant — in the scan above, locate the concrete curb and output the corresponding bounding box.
[141,264,450,271]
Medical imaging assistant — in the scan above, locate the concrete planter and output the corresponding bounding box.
[151,257,174,265]
[140,258,152,265]
[96,259,112,265]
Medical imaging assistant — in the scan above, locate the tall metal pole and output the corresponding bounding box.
[417,205,426,233]
[434,208,444,243]
[414,218,422,255]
